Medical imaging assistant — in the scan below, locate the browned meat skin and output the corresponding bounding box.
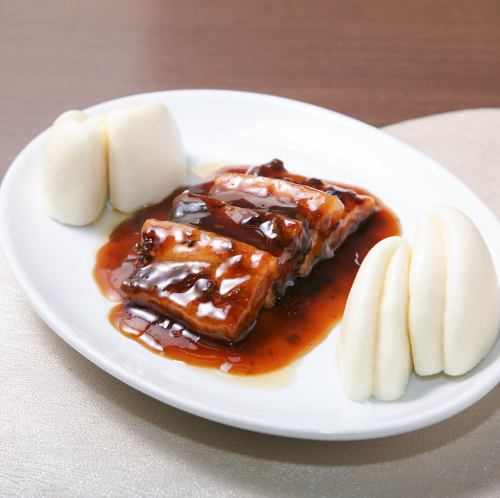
[121,220,280,342]
[210,173,344,234]
[246,159,378,267]
[209,173,345,276]
[170,191,312,292]
[247,159,376,215]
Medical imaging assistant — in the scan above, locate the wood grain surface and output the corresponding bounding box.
[1,0,500,175]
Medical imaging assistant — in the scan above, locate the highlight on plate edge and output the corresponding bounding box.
[40,99,500,402]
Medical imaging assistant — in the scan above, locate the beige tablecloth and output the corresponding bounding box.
[1,109,499,497]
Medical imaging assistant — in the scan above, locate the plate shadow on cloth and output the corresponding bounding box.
[43,323,499,467]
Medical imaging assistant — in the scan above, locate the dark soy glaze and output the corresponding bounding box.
[121,219,280,342]
[170,191,312,293]
[95,177,400,375]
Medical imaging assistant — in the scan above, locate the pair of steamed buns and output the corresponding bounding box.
[42,101,186,225]
[338,206,500,402]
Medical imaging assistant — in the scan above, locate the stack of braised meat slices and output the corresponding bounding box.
[121,160,377,342]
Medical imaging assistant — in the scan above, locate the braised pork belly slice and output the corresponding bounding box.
[209,173,345,276]
[170,191,312,292]
[121,220,280,342]
[247,159,378,262]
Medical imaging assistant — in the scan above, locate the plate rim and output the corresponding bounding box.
[1,88,499,440]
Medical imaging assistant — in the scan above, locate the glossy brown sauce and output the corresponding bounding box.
[94,176,400,375]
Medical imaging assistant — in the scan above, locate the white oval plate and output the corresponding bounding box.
[1,90,499,440]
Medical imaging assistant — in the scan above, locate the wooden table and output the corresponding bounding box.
[1,0,500,175]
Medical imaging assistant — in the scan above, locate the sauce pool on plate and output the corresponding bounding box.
[94,178,400,375]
